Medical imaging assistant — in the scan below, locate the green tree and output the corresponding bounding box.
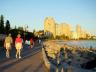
[0,15,4,34]
[5,20,10,33]
[18,27,24,31]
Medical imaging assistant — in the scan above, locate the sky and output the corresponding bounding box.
[0,0,96,35]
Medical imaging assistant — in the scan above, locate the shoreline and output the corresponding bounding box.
[56,40,96,49]
[43,40,96,72]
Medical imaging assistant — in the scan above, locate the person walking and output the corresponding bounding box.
[29,38,34,48]
[15,34,23,59]
[4,33,13,58]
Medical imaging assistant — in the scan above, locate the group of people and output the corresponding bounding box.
[25,38,34,48]
[4,33,23,59]
[4,33,34,59]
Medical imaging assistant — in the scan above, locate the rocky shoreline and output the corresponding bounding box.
[42,40,96,72]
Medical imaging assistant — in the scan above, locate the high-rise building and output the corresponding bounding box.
[62,23,71,37]
[44,17,71,38]
[56,24,63,36]
[44,17,56,38]
[76,24,82,38]
[76,24,88,39]
[44,17,88,39]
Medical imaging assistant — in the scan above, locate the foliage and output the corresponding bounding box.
[5,20,11,34]
[0,14,37,41]
[56,34,69,40]
[0,15,4,34]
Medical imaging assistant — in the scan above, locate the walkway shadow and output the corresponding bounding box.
[0,43,42,72]
[21,64,32,72]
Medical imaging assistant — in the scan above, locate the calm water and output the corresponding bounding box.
[56,40,96,48]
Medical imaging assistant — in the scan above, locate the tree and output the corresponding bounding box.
[18,27,24,31]
[0,15,4,34]
[5,20,10,33]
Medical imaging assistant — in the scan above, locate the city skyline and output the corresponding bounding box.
[0,0,96,35]
[44,17,89,39]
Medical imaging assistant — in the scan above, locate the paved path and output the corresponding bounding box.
[0,42,48,72]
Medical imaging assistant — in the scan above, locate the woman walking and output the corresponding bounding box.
[15,34,23,59]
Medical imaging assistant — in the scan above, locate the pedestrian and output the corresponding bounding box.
[38,39,41,44]
[29,38,34,48]
[15,34,23,59]
[4,33,13,58]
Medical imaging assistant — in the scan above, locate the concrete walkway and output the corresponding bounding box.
[0,42,48,72]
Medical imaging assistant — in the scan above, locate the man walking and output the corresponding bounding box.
[4,33,13,58]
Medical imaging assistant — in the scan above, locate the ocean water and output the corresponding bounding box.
[56,40,96,48]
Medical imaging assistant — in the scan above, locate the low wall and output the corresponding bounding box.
[42,48,56,70]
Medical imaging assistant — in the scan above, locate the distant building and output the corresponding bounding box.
[44,17,89,39]
[34,30,44,38]
[76,24,87,39]
[92,35,96,39]
[44,17,56,38]
[76,24,82,38]
[71,31,79,39]
[44,17,71,39]
[56,24,63,36]
[61,23,71,38]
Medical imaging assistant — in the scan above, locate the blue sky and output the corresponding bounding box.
[0,0,96,35]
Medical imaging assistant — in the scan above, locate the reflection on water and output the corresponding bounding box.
[56,40,96,48]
